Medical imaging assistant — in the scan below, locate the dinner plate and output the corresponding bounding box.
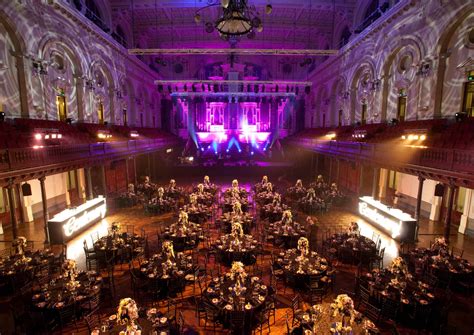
[148,274,155,278]
[260,285,267,290]
[37,302,46,308]
[258,296,265,301]
[419,299,428,305]
[207,288,214,293]
[148,308,157,314]
[225,304,233,310]
[55,302,64,308]
[160,317,167,324]
[245,303,252,310]
[212,298,219,304]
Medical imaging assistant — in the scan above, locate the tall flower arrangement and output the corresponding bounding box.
[330,294,357,333]
[231,220,244,239]
[388,256,408,277]
[162,240,175,260]
[297,237,309,257]
[12,236,27,256]
[281,210,293,225]
[232,201,243,216]
[117,298,140,334]
[348,221,360,236]
[229,261,247,284]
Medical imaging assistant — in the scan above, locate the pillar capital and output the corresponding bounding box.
[38,175,46,183]
[417,175,425,182]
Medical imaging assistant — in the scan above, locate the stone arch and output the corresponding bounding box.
[314,86,329,128]
[38,37,85,121]
[350,61,376,124]
[330,76,348,126]
[89,59,115,124]
[352,0,378,30]
[0,9,28,118]
[379,38,425,121]
[434,6,474,118]
[119,76,135,126]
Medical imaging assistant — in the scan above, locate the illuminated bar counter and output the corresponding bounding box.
[48,196,107,244]
[358,196,416,242]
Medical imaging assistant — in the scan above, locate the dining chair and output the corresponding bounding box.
[363,302,382,323]
[84,311,101,334]
[230,310,248,335]
[253,305,272,334]
[381,297,400,322]
[291,294,303,327]
[451,246,464,258]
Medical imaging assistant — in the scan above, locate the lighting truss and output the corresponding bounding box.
[155,79,312,86]
[129,48,338,56]
[170,92,296,98]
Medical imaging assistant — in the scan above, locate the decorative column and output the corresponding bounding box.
[358,164,364,195]
[15,183,25,225]
[125,158,130,186]
[378,168,389,200]
[101,165,107,196]
[133,156,138,185]
[414,176,425,241]
[39,176,49,244]
[85,167,93,200]
[443,183,456,242]
[372,167,380,199]
[459,188,474,235]
[6,180,18,239]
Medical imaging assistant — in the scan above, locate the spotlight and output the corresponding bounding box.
[0,111,5,122]
[57,134,62,139]
[265,4,272,14]
[194,13,201,23]
[408,134,414,140]
[420,134,426,141]
[455,112,467,122]
[401,135,406,140]
[35,133,42,140]
[413,135,419,140]
[45,134,50,140]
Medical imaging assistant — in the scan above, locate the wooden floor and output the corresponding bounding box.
[1,176,473,334]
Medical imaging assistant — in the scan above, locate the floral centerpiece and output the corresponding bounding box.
[189,194,198,206]
[111,222,121,234]
[388,257,408,277]
[117,298,141,334]
[330,294,357,330]
[232,179,239,189]
[229,261,247,283]
[12,236,27,256]
[232,201,243,217]
[169,179,176,189]
[157,187,165,199]
[295,179,303,188]
[431,237,449,254]
[204,175,211,186]
[62,259,80,291]
[281,210,293,226]
[231,220,244,239]
[162,240,175,261]
[348,221,360,236]
[297,237,309,258]
[197,183,205,194]
[178,211,189,228]
[306,188,316,201]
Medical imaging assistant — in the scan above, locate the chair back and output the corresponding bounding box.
[363,302,381,323]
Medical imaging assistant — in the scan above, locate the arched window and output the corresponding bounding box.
[85,0,109,32]
[363,0,379,22]
[113,25,127,47]
[462,71,474,117]
[339,27,352,48]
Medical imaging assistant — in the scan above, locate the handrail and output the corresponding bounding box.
[287,137,474,179]
[0,137,179,174]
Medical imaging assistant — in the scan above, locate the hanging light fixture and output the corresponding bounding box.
[194,0,270,38]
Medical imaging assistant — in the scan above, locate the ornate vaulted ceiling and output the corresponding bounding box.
[109,0,357,49]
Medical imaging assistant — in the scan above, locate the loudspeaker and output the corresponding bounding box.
[434,184,445,197]
[22,182,32,196]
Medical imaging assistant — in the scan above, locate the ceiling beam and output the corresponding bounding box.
[129,48,338,56]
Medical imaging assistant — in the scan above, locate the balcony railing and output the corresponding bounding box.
[288,137,474,178]
[0,138,179,174]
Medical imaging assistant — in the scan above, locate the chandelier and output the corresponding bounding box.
[194,0,272,39]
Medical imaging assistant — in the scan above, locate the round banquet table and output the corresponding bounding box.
[266,222,307,249]
[0,249,55,292]
[255,191,279,206]
[163,222,203,252]
[222,199,249,213]
[181,204,211,224]
[94,233,145,265]
[138,252,196,297]
[291,303,379,335]
[32,271,102,313]
[286,186,307,201]
[360,268,437,318]
[94,308,172,334]
[273,249,330,289]
[324,233,377,265]
[144,198,175,215]
[259,204,289,222]
[214,234,258,266]
[203,274,269,331]
[298,198,327,214]
[219,213,255,234]
[408,247,473,286]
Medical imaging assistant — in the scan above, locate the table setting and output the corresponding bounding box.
[214,221,258,266]
[163,211,203,251]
